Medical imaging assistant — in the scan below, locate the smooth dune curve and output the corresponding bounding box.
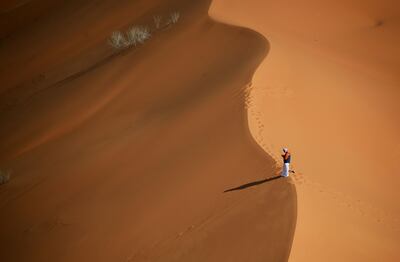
[0,0,296,261]
[210,0,400,261]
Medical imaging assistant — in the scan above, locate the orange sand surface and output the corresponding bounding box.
[210,0,400,261]
[0,0,296,261]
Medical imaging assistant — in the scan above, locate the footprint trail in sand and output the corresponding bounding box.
[246,87,400,234]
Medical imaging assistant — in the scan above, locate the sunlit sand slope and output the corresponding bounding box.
[210,0,400,261]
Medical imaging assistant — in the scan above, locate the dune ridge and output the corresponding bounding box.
[0,0,296,261]
[210,0,400,261]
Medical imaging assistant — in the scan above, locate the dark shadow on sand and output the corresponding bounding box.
[224,175,282,193]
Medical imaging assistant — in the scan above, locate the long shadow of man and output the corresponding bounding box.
[224,175,282,193]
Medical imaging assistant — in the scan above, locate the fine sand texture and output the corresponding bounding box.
[0,0,296,261]
[210,0,400,261]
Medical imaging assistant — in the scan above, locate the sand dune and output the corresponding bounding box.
[210,0,400,261]
[0,0,296,261]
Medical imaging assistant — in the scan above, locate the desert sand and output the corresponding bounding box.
[210,0,400,261]
[0,0,296,261]
[2,0,399,261]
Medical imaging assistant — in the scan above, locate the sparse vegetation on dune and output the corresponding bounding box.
[0,169,11,185]
[168,12,180,25]
[109,26,151,50]
[109,31,129,49]
[126,26,151,46]
[153,15,162,29]
[109,11,180,50]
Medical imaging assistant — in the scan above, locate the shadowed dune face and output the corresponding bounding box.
[0,0,296,261]
[210,0,400,261]
[0,0,61,39]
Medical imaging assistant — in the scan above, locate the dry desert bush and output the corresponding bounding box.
[109,11,180,50]
[126,26,151,46]
[168,12,180,24]
[153,15,162,29]
[109,31,129,49]
[0,169,10,185]
[109,26,151,50]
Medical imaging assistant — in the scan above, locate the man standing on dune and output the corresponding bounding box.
[281,148,292,177]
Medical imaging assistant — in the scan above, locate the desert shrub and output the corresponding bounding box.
[0,169,10,185]
[153,15,162,29]
[109,11,180,50]
[168,12,180,24]
[109,31,129,49]
[126,26,151,46]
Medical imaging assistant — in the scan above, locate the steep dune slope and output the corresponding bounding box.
[210,0,400,261]
[0,0,296,261]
